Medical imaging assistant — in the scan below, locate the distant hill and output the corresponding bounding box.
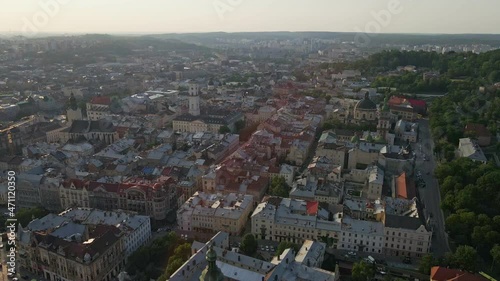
[152,32,500,47]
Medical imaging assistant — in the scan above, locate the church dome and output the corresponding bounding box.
[355,92,377,111]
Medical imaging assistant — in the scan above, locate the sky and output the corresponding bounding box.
[1,0,500,35]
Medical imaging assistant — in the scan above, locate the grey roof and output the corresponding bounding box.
[355,93,377,110]
[385,214,425,230]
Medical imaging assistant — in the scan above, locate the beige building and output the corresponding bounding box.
[251,198,341,247]
[383,214,432,258]
[86,96,111,121]
[19,223,125,281]
[59,179,90,209]
[177,192,254,235]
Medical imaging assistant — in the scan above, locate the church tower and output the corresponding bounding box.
[199,244,224,281]
[188,84,200,116]
[66,93,83,125]
[377,98,391,139]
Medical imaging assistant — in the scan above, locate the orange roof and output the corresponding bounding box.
[430,267,488,281]
[395,172,407,199]
[306,201,319,215]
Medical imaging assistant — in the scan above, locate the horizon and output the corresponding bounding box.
[1,0,500,36]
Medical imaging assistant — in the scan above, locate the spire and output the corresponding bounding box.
[200,243,224,281]
[68,93,78,110]
[206,244,217,271]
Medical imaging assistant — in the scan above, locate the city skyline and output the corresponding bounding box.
[1,0,500,35]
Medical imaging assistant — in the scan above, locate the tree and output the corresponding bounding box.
[276,241,299,256]
[219,125,231,134]
[268,176,290,197]
[490,244,500,271]
[240,234,258,256]
[452,245,478,272]
[351,261,375,281]
[419,254,436,274]
[235,120,246,133]
[15,207,49,227]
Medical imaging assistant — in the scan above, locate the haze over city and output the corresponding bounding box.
[1,0,500,35]
[2,1,500,281]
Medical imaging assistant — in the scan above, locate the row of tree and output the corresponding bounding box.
[433,158,500,273]
[126,231,183,281]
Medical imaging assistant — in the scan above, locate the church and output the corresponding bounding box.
[59,93,119,145]
[172,84,244,134]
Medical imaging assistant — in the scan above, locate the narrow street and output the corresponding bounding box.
[416,119,451,256]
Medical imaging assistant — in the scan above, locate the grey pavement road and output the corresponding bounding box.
[416,119,451,257]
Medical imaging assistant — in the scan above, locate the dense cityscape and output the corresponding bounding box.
[1,3,500,281]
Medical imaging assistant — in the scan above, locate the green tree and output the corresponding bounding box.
[219,125,231,134]
[15,207,49,227]
[490,244,500,271]
[268,176,290,197]
[452,245,478,272]
[240,233,258,256]
[418,254,436,274]
[351,261,375,281]
[276,241,299,256]
[234,120,246,133]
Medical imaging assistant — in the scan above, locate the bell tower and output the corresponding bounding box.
[188,84,200,116]
[66,93,83,125]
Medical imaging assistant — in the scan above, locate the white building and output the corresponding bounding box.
[458,138,488,163]
[251,198,342,247]
[383,214,432,258]
[338,215,384,254]
[177,192,254,235]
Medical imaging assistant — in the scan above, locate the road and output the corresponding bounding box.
[416,119,451,257]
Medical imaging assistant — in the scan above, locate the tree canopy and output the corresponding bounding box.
[240,233,258,257]
[16,207,49,227]
[276,241,299,256]
[268,176,290,198]
[351,260,375,281]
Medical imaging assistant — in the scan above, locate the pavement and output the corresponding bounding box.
[415,118,451,257]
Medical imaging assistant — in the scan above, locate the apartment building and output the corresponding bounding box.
[86,96,112,121]
[251,197,341,247]
[177,192,254,235]
[59,178,177,221]
[338,215,384,254]
[383,214,432,258]
[19,221,126,281]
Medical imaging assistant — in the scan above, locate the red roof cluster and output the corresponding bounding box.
[90,96,112,105]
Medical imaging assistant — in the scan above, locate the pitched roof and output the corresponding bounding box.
[90,96,111,105]
[306,201,319,215]
[464,123,492,137]
[385,214,424,230]
[395,172,416,200]
[430,267,488,281]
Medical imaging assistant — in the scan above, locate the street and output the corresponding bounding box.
[416,119,451,257]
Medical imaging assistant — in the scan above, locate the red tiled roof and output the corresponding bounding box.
[388,96,406,106]
[430,267,488,281]
[465,123,492,137]
[407,98,427,108]
[306,201,319,215]
[396,172,408,199]
[90,96,111,105]
[62,179,85,189]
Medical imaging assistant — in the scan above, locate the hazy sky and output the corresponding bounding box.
[1,0,500,35]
